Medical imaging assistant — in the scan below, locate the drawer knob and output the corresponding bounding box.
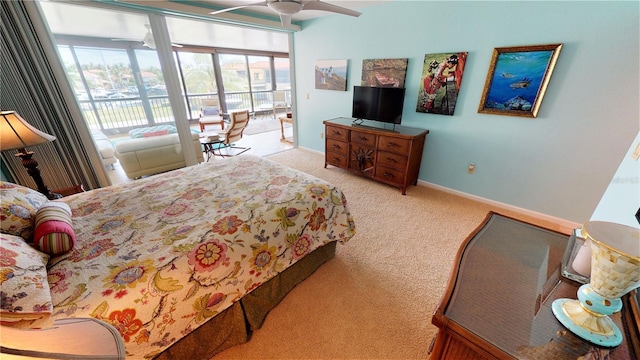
[333,157,340,162]
[359,136,368,141]
[384,172,394,178]
[387,157,397,163]
[333,144,341,149]
[388,142,400,147]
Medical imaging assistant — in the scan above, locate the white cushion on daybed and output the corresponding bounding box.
[91,129,117,167]
[114,132,204,179]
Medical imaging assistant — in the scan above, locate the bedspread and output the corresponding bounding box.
[47,155,355,358]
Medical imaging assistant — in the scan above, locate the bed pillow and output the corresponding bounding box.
[202,106,219,116]
[142,129,169,138]
[0,182,49,241]
[0,233,53,329]
[33,202,76,256]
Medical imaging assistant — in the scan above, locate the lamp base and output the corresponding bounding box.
[15,149,61,200]
[552,298,623,347]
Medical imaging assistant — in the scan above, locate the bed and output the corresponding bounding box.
[0,155,355,359]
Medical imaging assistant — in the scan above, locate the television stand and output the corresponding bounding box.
[324,117,429,195]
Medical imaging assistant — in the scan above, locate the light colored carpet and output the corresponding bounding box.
[213,149,566,360]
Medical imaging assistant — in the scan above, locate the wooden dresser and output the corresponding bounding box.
[429,213,639,360]
[323,117,429,195]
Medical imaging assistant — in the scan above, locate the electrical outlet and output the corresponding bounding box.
[320,132,324,139]
[467,163,475,174]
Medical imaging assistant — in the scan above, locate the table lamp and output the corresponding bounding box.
[552,221,640,347]
[0,111,61,199]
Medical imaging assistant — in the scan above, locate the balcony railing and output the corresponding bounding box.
[81,90,291,132]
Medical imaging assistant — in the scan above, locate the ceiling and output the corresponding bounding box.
[39,1,387,53]
[197,0,387,22]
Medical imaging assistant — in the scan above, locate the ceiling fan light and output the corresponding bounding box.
[268,1,303,15]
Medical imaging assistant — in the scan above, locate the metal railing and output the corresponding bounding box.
[81,90,290,132]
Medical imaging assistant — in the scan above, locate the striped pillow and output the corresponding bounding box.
[33,202,76,256]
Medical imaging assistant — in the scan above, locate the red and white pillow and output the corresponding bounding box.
[33,202,76,256]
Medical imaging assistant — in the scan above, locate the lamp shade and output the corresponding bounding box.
[0,111,55,151]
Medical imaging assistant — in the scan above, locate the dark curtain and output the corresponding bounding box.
[0,1,107,191]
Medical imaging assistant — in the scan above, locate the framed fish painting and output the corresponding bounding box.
[478,44,562,118]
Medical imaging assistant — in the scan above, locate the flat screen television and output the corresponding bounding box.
[352,86,405,124]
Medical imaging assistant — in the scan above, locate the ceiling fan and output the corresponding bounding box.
[111,24,183,49]
[210,0,362,26]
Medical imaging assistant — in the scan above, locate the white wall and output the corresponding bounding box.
[292,1,639,224]
[591,131,640,228]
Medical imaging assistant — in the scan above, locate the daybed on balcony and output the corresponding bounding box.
[90,129,117,169]
[114,129,203,179]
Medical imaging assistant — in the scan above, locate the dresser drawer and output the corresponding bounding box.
[351,131,377,147]
[374,165,405,185]
[326,138,348,156]
[378,135,410,154]
[323,118,428,195]
[377,150,408,170]
[326,152,348,168]
[326,126,348,141]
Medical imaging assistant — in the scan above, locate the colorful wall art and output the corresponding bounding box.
[478,44,562,118]
[315,59,348,91]
[416,52,468,116]
[360,58,408,88]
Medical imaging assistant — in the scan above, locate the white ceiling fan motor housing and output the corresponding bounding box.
[268,0,303,15]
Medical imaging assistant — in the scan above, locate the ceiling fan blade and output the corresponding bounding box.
[279,14,292,26]
[303,0,361,17]
[209,1,268,15]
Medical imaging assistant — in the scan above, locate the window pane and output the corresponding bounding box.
[133,48,174,125]
[72,47,144,130]
[74,47,132,99]
[219,53,249,111]
[248,55,271,111]
[274,57,291,90]
[175,52,217,118]
[248,55,271,91]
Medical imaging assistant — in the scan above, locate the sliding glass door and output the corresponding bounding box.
[39,0,292,183]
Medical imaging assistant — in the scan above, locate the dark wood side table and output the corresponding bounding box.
[53,184,85,197]
[429,212,639,360]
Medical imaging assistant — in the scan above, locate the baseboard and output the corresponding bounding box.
[297,146,323,155]
[417,179,581,233]
[301,147,581,232]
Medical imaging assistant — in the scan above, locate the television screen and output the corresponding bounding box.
[352,86,405,124]
[352,86,378,121]
[377,87,405,123]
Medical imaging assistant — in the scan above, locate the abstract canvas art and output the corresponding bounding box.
[361,58,408,88]
[315,59,348,91]
[416,52,468,116]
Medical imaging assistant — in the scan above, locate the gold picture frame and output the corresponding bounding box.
[478,44,562,118]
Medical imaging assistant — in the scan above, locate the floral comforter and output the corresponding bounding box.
[47,155,355,359]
